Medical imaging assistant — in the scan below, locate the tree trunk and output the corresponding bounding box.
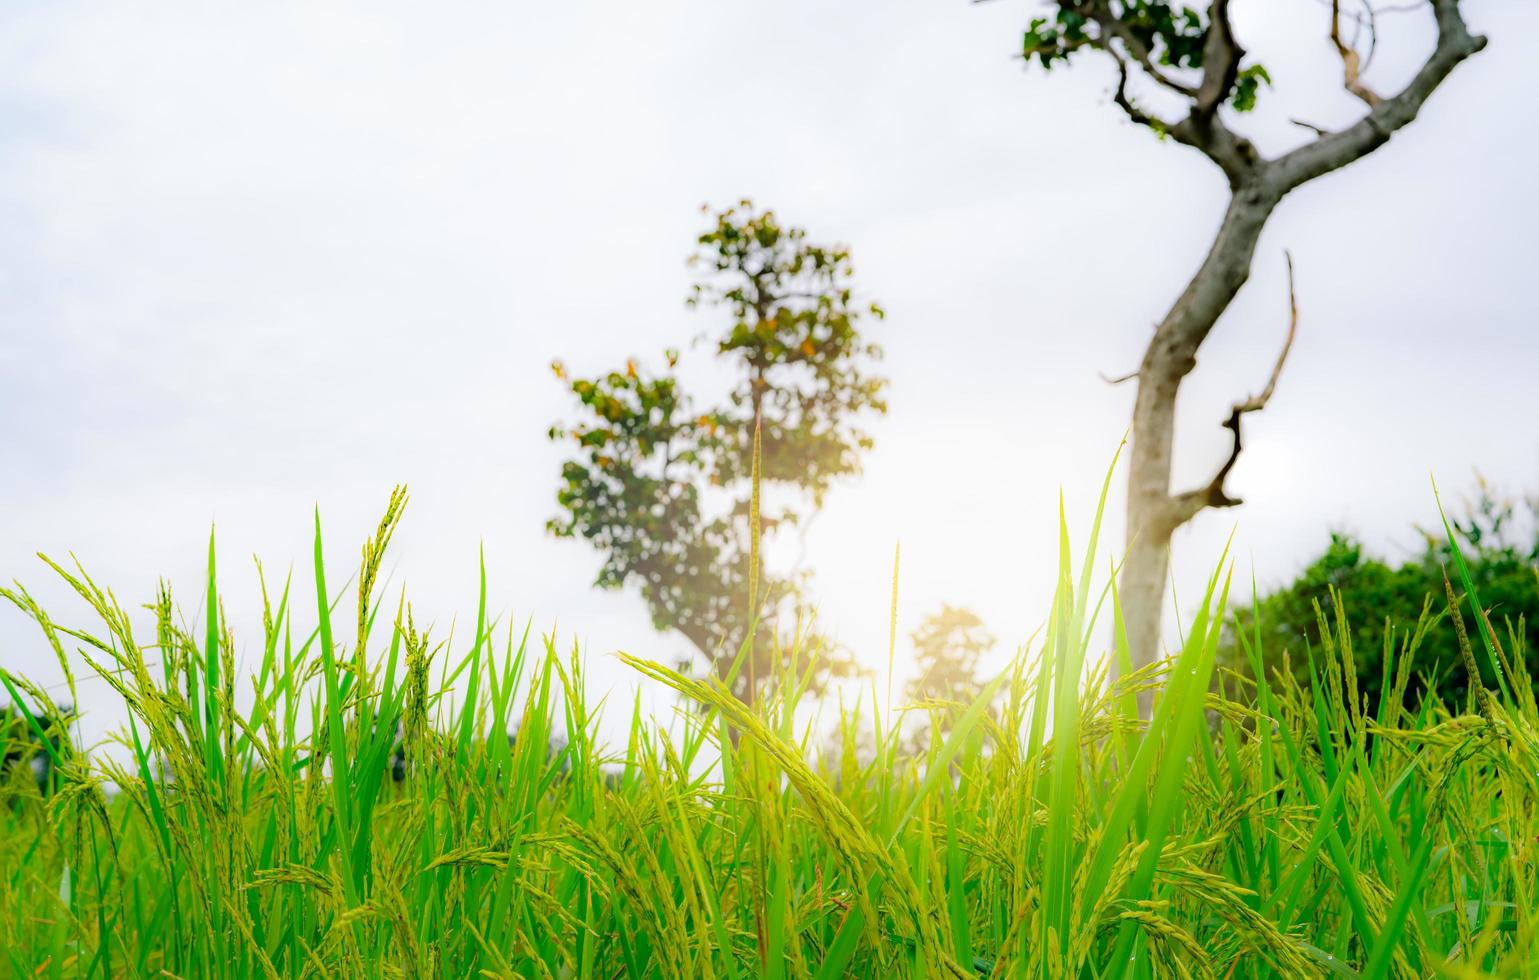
[1123,181,1277,680]
[1108,0,1484,711]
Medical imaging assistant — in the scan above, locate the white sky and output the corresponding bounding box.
[2,1,1534,747]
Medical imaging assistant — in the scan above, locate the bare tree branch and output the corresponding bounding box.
[1332,0,1384,108]
[1094,11,1201,98]
[1194,0,1244,116]
[1100,368,1140,386]
[1289,118,1336,137]
[1112,56,1260,185]
[1356,0,1384,76]
[1233,252,1298,413]
[1308,0,1428,33]
[1111,53,1179,133]
[1270,0,1486,193]
[1166,252,1299,527]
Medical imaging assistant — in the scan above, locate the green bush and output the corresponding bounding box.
[1221,487,1539,710]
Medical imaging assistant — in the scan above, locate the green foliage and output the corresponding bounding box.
[1025,3,1203,70]
[688,202,887,500]
[1222,483,1539,710]
[1230,63,1271,113]
[7,482,1539,975]
[548,202,886,697]
[1021,1,1270,113]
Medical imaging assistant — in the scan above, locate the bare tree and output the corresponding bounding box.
[1017,0,1486,681]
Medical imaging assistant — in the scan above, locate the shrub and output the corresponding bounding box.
[1220,484,1539,710]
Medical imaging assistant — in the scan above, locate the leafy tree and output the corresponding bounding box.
[1220,482,1539,710]
[1010,0,1488,686]
[549,201,886,700]
[906,605,995,706]
[904,605,995,754]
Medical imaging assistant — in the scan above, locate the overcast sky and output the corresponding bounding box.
[2,1,1534,745]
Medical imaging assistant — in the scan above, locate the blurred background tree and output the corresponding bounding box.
[548,201,886,701]
[904,604,995,754]
[906,605,995,706]
[0,699,73,800]
[1220,478,1539,710]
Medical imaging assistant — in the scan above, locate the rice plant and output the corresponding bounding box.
[2,476,1537,978]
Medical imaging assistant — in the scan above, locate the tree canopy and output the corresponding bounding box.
[548,202,886,699]
[906,605,995,707]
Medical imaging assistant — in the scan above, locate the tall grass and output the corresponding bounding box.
[2,479,1538,978]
